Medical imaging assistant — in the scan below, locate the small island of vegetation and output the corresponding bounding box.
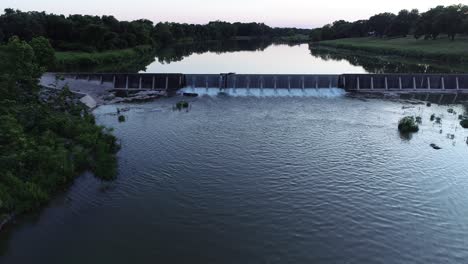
[398,116,419,133]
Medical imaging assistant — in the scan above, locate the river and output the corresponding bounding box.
[1,41,468,264]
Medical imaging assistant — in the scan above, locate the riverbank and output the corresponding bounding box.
[0,38,120,233]
[314,36,468,63]
[53,45,156,72]
[309,45,468,73]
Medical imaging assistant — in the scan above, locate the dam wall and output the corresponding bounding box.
[55,73,468,93]
[185,74,340,89]
[341,74,468,92]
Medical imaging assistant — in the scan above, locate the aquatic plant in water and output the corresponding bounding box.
[176,101,190,110]
[415,116,422,124]
[398,116,419,133]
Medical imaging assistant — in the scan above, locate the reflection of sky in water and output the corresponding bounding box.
[143,44,367,74]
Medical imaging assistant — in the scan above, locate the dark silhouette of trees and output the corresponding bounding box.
[310,4,468,42]
[0,9,311,52]
[368,13,396,37]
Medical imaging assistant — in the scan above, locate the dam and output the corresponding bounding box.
[54,73,468,94]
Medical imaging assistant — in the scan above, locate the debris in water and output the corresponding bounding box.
[430,144,442,150]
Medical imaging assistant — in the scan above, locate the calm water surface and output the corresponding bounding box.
[145,43,367,74]
[141,41,468,74]
[1,92,468,263]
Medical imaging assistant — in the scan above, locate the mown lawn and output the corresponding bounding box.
[316,36,468,62]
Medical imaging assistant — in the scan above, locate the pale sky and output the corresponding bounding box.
[0,0,463,28]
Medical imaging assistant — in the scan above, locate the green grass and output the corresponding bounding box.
[54,45,155,72]
[316,36,468,62]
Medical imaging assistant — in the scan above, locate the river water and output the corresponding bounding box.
[1,42,468,263]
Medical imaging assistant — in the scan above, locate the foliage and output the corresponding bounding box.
[398,116,419,133]
[0,9,311,52]
[54,45,155,72]
[0,38,119,215]
[30,36,56,69]
[118,115,126,122]
[176,101,189,110]
[310,4,468,42]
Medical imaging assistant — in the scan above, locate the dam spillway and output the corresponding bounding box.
[55,73,468,93]
[342,74,468,92]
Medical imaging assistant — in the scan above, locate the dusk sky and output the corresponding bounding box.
[0,0,463,28]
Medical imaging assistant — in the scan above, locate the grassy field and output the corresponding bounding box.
[316,36,468,62]
[54,45,155,72]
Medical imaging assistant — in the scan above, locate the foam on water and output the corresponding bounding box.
[180,87,346,98]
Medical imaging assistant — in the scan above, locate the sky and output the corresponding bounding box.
[0,0,463,28]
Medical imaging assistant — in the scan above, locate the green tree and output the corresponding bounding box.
[368,13,396,37]
[30,36,56,70]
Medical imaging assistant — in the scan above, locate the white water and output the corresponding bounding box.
[180,87,347,98]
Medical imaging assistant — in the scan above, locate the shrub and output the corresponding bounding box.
[398,116,419,133]
[176,101,189,110]
[118,115,126,122]
[415,116,422,124]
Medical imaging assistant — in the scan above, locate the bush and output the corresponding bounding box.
[118,115,126,122]
[176,101,189,110]
[398,116,419,133]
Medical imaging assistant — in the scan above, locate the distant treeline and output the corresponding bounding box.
[310,4,468,41]
[0,9,310,52]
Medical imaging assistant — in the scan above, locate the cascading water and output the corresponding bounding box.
[180,87,346,98]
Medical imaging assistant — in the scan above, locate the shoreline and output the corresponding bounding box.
[314,37,468,63]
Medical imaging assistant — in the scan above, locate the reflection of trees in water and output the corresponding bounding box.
[155,39,280,64]
[308,45,468,74]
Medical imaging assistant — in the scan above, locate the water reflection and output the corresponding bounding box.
[155,39,274,64]
[308,45,468,74]
[145,41,366,74]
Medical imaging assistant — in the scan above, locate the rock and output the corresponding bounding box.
[80,95,97,109]
[430,144,442,150]
[402,106,415,109]
[460,119,468,128]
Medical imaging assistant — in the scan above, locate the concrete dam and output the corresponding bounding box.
[57,73,468,93]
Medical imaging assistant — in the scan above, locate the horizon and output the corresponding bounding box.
[0,0,464,29]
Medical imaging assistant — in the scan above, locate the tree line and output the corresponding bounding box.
[310,4,468,41]
[0,9,310,52]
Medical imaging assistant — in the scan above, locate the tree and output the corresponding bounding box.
[30,36,55,70]
[154,23,174,45]
[0,37,42,98]
[368,13,396,37]
[440,5,465,40]
[387,9,419,37]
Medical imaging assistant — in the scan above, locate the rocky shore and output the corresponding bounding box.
[40,73,166,109]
